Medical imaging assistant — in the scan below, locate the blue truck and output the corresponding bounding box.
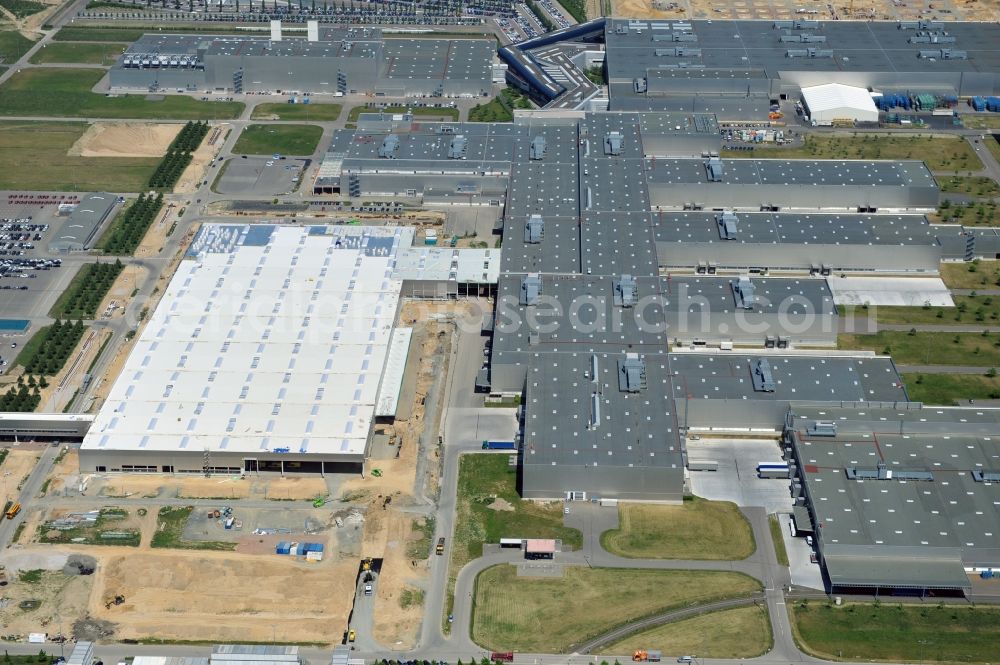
[482,440,516,450]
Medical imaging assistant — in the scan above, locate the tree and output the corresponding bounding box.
[987,367,997,378]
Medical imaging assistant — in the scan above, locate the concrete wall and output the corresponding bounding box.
[78,448,365,475]
[521,463,684,502]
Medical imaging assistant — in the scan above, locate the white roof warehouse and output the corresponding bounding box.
[79,224,411,475]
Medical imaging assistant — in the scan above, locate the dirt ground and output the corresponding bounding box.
[42,448,78,495]
[175,124,230,194]
[0,566,94,637]
[2,0,63,39]
[1,449,39,501]
[91,549,357,642]
[90,475,329,500]
[371,513,429,650]
[68,123,181,159]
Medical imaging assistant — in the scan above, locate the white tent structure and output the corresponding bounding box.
[801,83,879,125]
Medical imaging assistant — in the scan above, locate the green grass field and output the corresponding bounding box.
[791,602,1000,663]
[0,69,243,119]
[733,134,982,172]
[962,115,1000,130]
[52,25,257,42]
[447,454,582,632]
[472,565,762,653]
[232,124,323,156]
[768,514,789,567]
[874,295,1000,325]
[250,103,341,121]
[29,41,127,64]
[0,29,34,64]
[933,200,1000,227]
[937,175,1000,197]
[599,605,772,659]
[0,121,159,191]
[346,104,459,124]
[468,88,532,123]
[839,331,1000,366]
[600,498,755,560]
[941,260,1000,289]
[902,372,1000,404]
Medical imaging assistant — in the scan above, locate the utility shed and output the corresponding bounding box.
[525,538,557,559]
[801,84,878,125]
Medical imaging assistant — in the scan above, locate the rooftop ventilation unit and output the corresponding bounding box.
[590,392,601,429]
[793,19,820,29]
[717,211,738,239]
[972,469,1000,482]
[604,131,624,156]
[846,461,934,481]
[918,48,967,59]
[529,135,547,160]
[270,19,282,42]
[307,20,319,42]
[520,273,541,306]
[618,353,647,393]
[377,134,400,159]
[751,358,776,392]
[732,277,755,309]
[613,274,638,308]
[899,19,944,29]
[590,354,599,383]
[633,77,648,93]
[909,31,956,44]
[448,135,468,159]
[705,156,723,182]
[806,421,837,437]
[524,215,544,244]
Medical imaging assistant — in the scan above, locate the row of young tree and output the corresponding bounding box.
[101,193,164,256]
[20,319,86,377]
[51,260,124,320]
[167,120,210,154]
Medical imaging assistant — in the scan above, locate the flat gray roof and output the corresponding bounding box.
[50,193,115,252]
[670,353,908,402]
[792,428,1000,567]
[653,211,938,247]
[668,275,835,316]
[646,158,937,188]
[492,274,668,364]
[523,351,682,470]
[605,19,1000,82]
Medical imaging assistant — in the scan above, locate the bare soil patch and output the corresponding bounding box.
[68,122,181,159]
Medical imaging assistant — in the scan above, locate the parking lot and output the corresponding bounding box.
[0,198,89,326]
[215,157,309,196]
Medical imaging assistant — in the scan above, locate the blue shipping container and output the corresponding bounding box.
[276,541,291,555]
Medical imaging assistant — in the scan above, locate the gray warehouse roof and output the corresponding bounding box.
[646,158,936,188]
[670,353,907,402]
[605,19,1000,83]
[523,351,682,470]
[493,274,668,358]
[653,211,938,247]
[667,275,835,316]
[794,430,1000,559]
[49,192,116,252]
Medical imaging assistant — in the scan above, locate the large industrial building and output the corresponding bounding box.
[502,18,1000,118]
[109,26,498,96]
[785,404,1000,594]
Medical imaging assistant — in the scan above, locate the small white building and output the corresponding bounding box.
[800,83,879,125]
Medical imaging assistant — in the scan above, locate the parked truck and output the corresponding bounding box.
[491,653,514,663]
[757,463,790,479]
[436,537,446,555]
[482,440,516,450]
[5,502,20,520]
